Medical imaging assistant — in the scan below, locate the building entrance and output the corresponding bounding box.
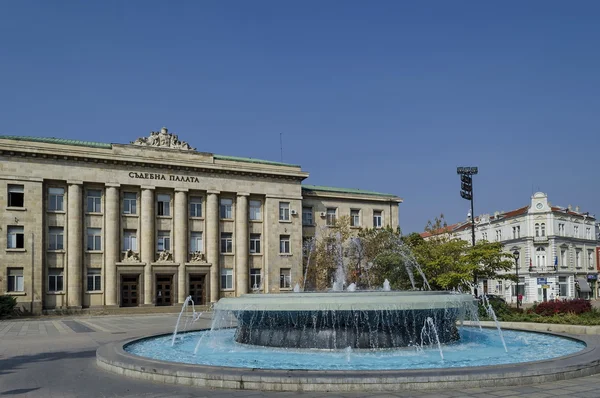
[156,275,173,306]
[189,274,206,305]
[121,275,139,307]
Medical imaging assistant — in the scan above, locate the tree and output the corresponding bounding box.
[406,215,517,291]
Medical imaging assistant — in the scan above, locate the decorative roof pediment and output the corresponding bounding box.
[131,127,196,151]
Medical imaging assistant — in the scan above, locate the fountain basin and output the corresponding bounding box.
[214,291,475,349]
[97,327,599,392]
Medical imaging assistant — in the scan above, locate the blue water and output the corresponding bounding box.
[125,327,585,371]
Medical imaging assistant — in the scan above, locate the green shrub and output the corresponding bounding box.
[0,295,18,318]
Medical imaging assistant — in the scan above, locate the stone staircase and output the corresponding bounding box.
[40,304,212,317]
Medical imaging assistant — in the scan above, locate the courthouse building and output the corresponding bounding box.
[0,128,401,314]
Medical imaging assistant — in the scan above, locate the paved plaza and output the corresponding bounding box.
[2,313,600,397]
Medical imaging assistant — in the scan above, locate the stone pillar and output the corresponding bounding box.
[105,184,120,306]
[235,193,249,296]
[67,182,83,308]
[175,189,188,303]
[141,187,155,305]
[206,191,220,303]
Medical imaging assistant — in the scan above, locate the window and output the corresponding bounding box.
[512,226,520,239]
[534,223,540,237]
[221,268,233,289]
[8,184,24,208]
[559,276,569,297]
[87,269,101,291]
[576,250,581,268]
[157,231,171,252]
[250,233,261,254]
[7,226,24,249]
[280,268,291,289]
[87,189,102,213]
[48,187,64,211]
[586,227,592,239]
[123,192,137,215]
[535,247,546,268]
[561,249,567,267]
[574,225,579,237]
[326,208,337,226]
[87,228,102,251]
[302,207,313,226]
[189,196,202,217]
[373,211,382,228]
[48,269,64,292]
[190,232,203,252]
[157,194,171,216]
[495,229,502,241]
[279,202,290,221]
[558,223,565,236]
[250,268,262,291]
[350,210,360,227]
[280,235,290,254]
[220,198,233,219]
[7,268,24,292]
[249,200,261,221]
[220,233,233,253]
[588,250,594,268]
[123,230,137,251]
[48,227,64,250]
[541,223,546,237]
[482,231,488,241]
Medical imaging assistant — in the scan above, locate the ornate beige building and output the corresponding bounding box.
[0,128,401,314]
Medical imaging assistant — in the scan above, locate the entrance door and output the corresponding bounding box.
[542,288,548,302]
[121,275,139,307]
[156,275,173,306]
[189,275,206,305]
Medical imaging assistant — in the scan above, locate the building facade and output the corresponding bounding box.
[451,192,597,303]
[0,128,401,313]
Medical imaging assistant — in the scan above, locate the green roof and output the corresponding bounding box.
[0,135,301,167]
[214,154,300,167]
[302,184,398,198]
[0,135,112,149]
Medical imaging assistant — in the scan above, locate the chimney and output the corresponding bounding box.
[568,204,572,211]
[575,206,580,213]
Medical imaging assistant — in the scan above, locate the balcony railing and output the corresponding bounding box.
[533,236,548,243]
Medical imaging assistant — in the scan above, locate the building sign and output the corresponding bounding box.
[128,172,200,184]
[537,278,547,285]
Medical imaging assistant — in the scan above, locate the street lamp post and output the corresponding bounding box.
[513,250,520,309]
[457,166,478,295]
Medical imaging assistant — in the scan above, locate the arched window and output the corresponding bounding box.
[535,223,540,237]
[541,223,546,237]
[536,247,546,268]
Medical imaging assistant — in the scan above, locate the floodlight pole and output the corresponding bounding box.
[457,167,478,297]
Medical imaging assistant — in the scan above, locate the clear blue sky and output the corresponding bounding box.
[1,1,599,233]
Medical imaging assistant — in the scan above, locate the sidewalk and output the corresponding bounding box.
[2,313,600,397]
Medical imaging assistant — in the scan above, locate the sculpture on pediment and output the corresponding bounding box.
[123,250,140,262]
[189,251,206,263]
[131,127,196,151]
[157,250,173,262]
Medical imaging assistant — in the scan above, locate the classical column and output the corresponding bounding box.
[235,193,249,296]
[67,182,83,308]
[141,187,155,305]
[105,184,120,306]
[175,189,188,303]
[206,191,220,303]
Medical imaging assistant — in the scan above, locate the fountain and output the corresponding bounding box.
[97,233,595,392]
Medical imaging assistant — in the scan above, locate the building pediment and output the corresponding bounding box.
[131,127,196,151]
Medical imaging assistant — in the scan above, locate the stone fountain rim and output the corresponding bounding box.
[214,291,476,311]
[96,326,600,392]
